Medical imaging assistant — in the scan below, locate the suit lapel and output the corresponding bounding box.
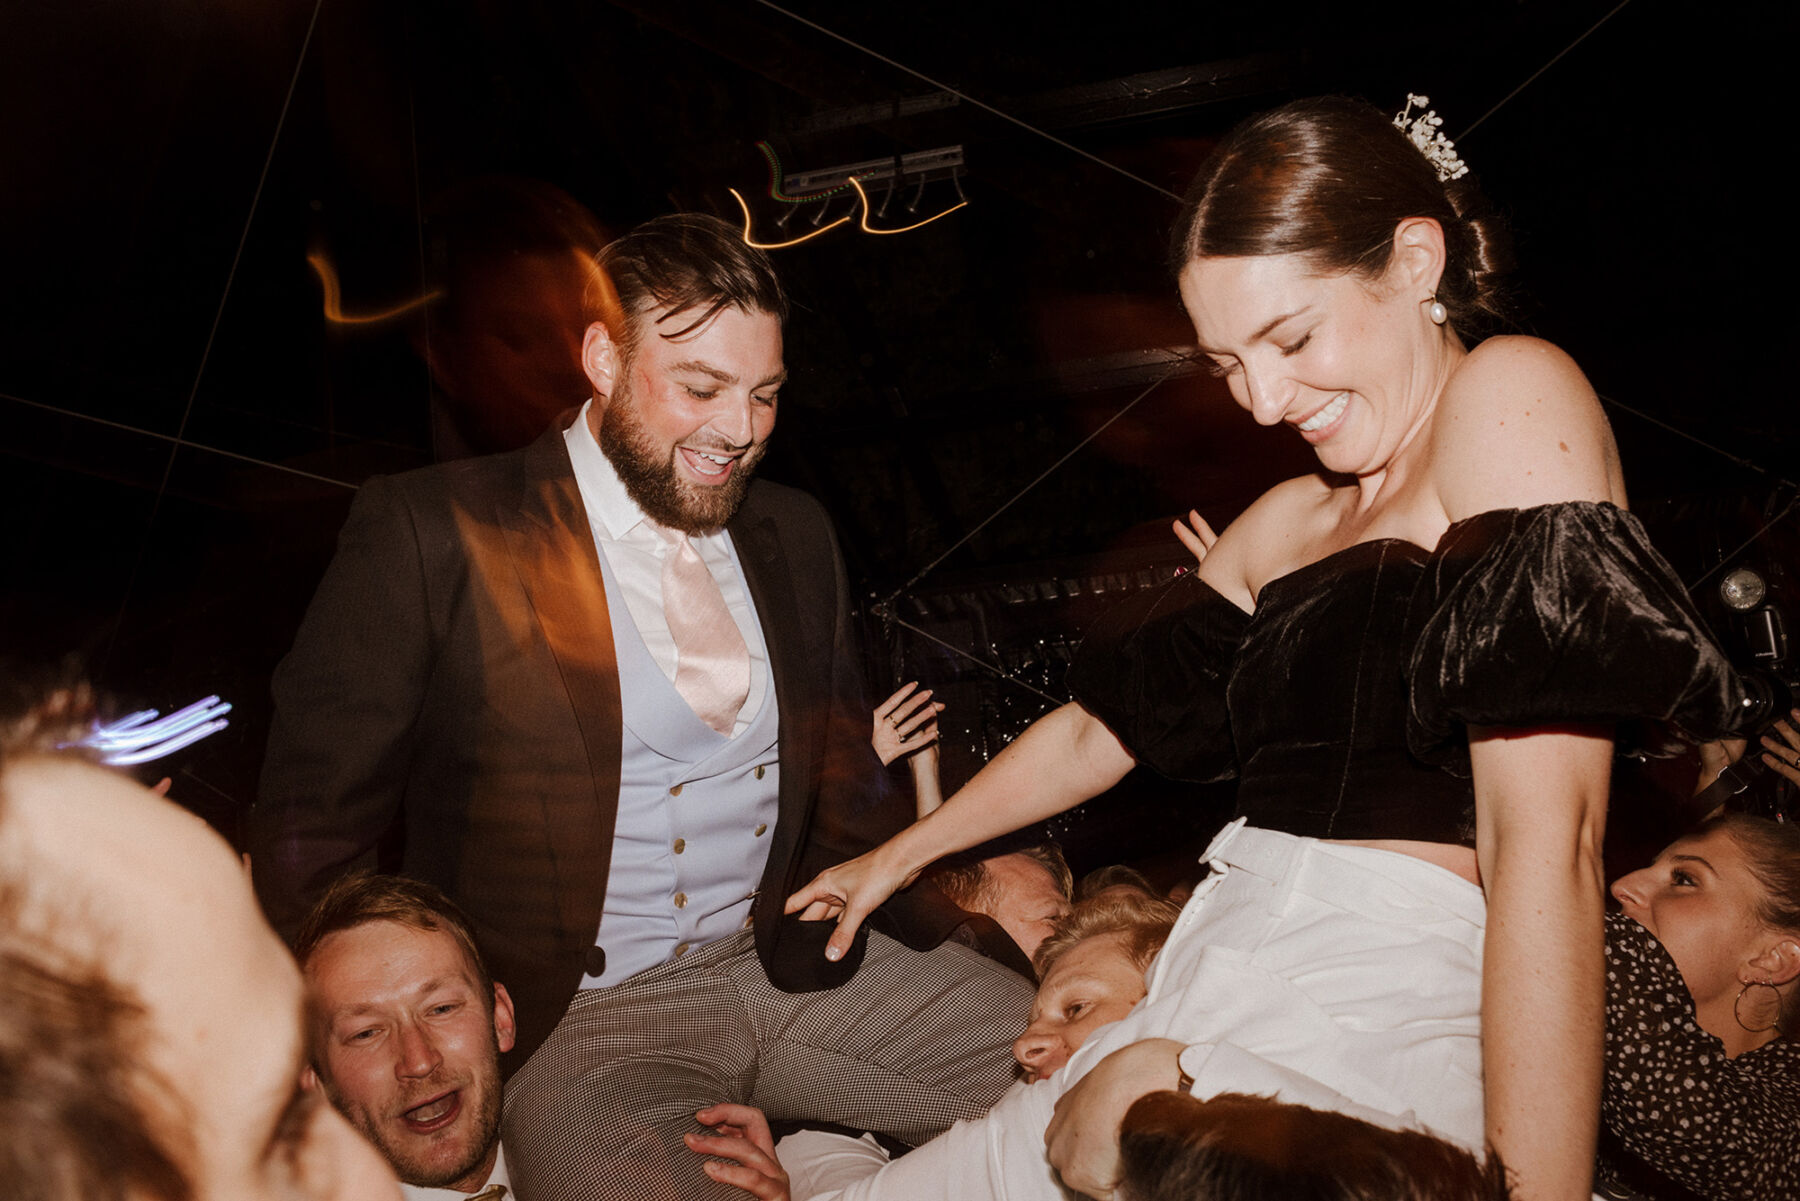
[730,492,819,890]
[497,427,622,938]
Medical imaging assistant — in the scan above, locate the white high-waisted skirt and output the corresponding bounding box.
[810,819,1488,1201]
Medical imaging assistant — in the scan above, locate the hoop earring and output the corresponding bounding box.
[1734,980,1783,1034]
[1424,296,1448,325]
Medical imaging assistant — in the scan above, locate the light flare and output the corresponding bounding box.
[728,187,850,249]
[75,696,233,766]
[728,177,968,249]
[848,175,967,235]
[307,250,442,325]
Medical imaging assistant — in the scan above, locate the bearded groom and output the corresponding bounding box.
[250,213,1031,1200]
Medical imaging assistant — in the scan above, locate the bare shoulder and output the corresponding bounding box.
[1432,336,1625,519]
[1454,336,1594,396]
[1199,473,1338,607]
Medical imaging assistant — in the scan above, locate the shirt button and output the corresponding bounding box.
[673,838,686,854]
[674,942,690,958]
[669,784,683,797]
[674,892,688,909]
[754,823,768,837]
[754,765,766,780]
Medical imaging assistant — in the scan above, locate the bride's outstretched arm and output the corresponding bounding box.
[786,700,1135,962]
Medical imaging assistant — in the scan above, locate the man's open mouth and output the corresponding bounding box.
[400,1090,461,1133]
[679,446,740,481]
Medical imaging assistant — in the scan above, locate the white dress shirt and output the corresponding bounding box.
[398,1142,509,1201]
[564,400,767,736]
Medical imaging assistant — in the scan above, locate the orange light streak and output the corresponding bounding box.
[848,176,968,235]
[728,187,851,249]
[307,251,442,325]
[729,178,967,249]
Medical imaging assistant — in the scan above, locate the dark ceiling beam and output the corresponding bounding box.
[605,0,892,106]
[786,91,960,136]
[782,145,964,193]
[1001,51,1311,131]
[771,50,1313,141]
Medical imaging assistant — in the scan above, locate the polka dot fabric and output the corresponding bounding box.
[1597,912,1800,1200]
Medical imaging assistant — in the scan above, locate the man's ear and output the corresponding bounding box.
[580,322,620,400]
[1389,216,1447,301]
[1747,938,1800,988]
[491,981,518,1055]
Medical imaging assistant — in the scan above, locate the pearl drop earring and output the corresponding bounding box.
[1425,296,1448,325]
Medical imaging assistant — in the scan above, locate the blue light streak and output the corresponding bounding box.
[79,696,233,766]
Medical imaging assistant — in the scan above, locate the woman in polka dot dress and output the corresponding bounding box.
[1600,808,1800,1199]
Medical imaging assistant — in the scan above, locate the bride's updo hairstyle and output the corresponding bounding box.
[1173,96,1514,336]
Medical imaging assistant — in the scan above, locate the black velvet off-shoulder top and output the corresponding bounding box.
[1067,503,1746,846]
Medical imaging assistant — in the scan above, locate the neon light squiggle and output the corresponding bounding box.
[307,251,443,325]
[758,142,854,203]
[848,176,968,235]
[731,177,966,249]
[77,696,233,766]
[729,187,851,249]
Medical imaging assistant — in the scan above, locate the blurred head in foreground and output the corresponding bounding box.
[423,176,612,458]
[1117,1091,1509,1201]
[0,703,398,1201]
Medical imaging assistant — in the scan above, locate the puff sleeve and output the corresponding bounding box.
[1406,503,1746,769]
[1067,571,1249,783]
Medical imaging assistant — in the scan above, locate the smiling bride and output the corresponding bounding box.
[782,95,1746,1201]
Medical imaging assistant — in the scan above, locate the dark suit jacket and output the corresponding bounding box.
[251,425,906,1070]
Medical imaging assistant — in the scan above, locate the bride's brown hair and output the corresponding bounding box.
[1173,96,1514,337]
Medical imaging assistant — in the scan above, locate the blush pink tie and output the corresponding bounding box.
[651,523,750,736]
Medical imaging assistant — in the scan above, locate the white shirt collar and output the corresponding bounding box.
[564,398,657,542]
[397,1142,508,1201]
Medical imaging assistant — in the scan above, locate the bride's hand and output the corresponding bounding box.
[1172,509,1218,568]
[785,845,922,962]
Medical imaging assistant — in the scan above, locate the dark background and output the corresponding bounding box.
[3,1,1790,868]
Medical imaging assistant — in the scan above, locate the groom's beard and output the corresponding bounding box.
[597,380,768,534]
